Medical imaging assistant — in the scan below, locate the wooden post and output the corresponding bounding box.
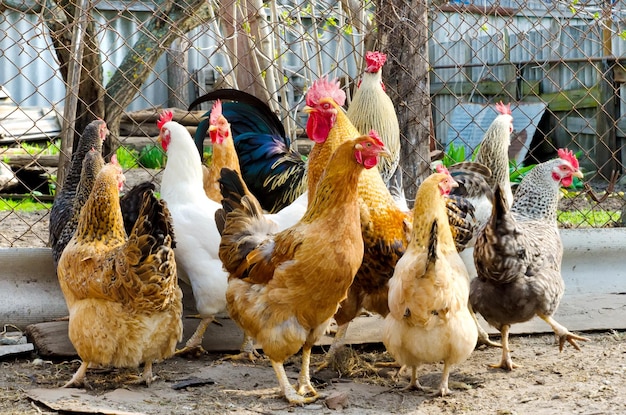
[166,37,190,109]
[57,0,91,192]
[595,0,618,179]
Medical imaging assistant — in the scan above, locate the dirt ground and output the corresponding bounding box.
[0,330,625,415]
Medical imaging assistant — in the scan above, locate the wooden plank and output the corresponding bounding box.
[0,343,34,358]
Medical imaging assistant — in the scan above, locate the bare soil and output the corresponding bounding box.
[0,331,625,414]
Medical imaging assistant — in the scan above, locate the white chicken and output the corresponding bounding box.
[157,110,306,356]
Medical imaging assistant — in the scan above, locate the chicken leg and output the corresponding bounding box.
[490,324,519,371]
[403,366,424,391]
[469,304,501,348]
[297,346,318,397]
[175,316,213,356]
[539,314,590,351]
[221,334,261,362]
[271,359,318,405]
[63,361,89,388]
[314,323,349,372]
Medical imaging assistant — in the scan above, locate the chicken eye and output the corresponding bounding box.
[322,103,331,110]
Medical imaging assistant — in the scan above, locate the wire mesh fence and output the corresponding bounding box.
[0,0,624,247]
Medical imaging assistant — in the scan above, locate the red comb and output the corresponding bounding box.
[557,148,579,169]
[157,110,173,130]
[495,101,512,115]
[210,100,222,125]
[367,129,385,147]
[111,154,119,166]
[436,163,450,175]
[365,51,387,73]
[305,76,346,107]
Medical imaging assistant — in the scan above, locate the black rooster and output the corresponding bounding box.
[188,89,307,213]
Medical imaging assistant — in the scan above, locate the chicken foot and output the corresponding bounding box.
[297,346,318,397]
[539,314,590,351]
[175,316,214,357]
[62,361,89,388]
[221,334,262,362]
[314,323,349,372]
[402,366,424,391]
[490,325,519,371]
[271,359,318,405]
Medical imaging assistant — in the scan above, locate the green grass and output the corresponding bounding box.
[0,198,52,212]
[116,145,166,169]
[557,209,621,228]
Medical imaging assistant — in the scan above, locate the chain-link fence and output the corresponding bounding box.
[0,0,624,247]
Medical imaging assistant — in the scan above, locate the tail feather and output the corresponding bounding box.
[427,220,438,266]
[490,183,511,229]
[190,88,307,213]
[189,89,286,138]
[217,168,278,277]
[448,161,493,200]
[445,194,476,253]
[120,181,156,236]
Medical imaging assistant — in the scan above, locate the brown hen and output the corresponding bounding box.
[218,133,389,405]
[57,162,182,387]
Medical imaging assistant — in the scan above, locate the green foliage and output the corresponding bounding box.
[557,209,621,228]
[442,141,467,166]
[116,146,139,169]
[0,197,52,212]
[19,140,61,156]
[138,144,166,169]
[509,160,535,184]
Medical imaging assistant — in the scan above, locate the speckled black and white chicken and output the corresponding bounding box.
[447,101,515,347]
[470,149,589,370]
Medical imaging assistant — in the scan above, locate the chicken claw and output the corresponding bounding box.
[221,335,262,363]
[62,361,89,388]
[539,314,590,352]
[271,360,319,406]
[175,316,214,357]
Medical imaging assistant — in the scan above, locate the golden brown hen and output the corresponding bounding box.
[383,167,477,396]
[217,133,389,405]
[304,77,475,368]
[57,161,182,387]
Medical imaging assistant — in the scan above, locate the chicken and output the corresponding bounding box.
[56,161,182,387]
[200,99,243,202]
[157,110,228,356]
[447,101,515,347]
[471,149,590,370]
[304,77,474,369]
[450,101,514,226]
[50,119,108,266]
[383,166,477,396]
[217,132,389,405]
[190,88,307,213]
[346,51,401,184]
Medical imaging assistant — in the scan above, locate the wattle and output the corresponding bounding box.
[306,113,332,144]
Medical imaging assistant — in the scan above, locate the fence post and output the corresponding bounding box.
[596,58,618,180]
[57,0,91,193]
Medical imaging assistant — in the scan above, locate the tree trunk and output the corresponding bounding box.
[375,0,432,202]
[167,37,191,109]
[103,0,212,155]
[43,0,105,187]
